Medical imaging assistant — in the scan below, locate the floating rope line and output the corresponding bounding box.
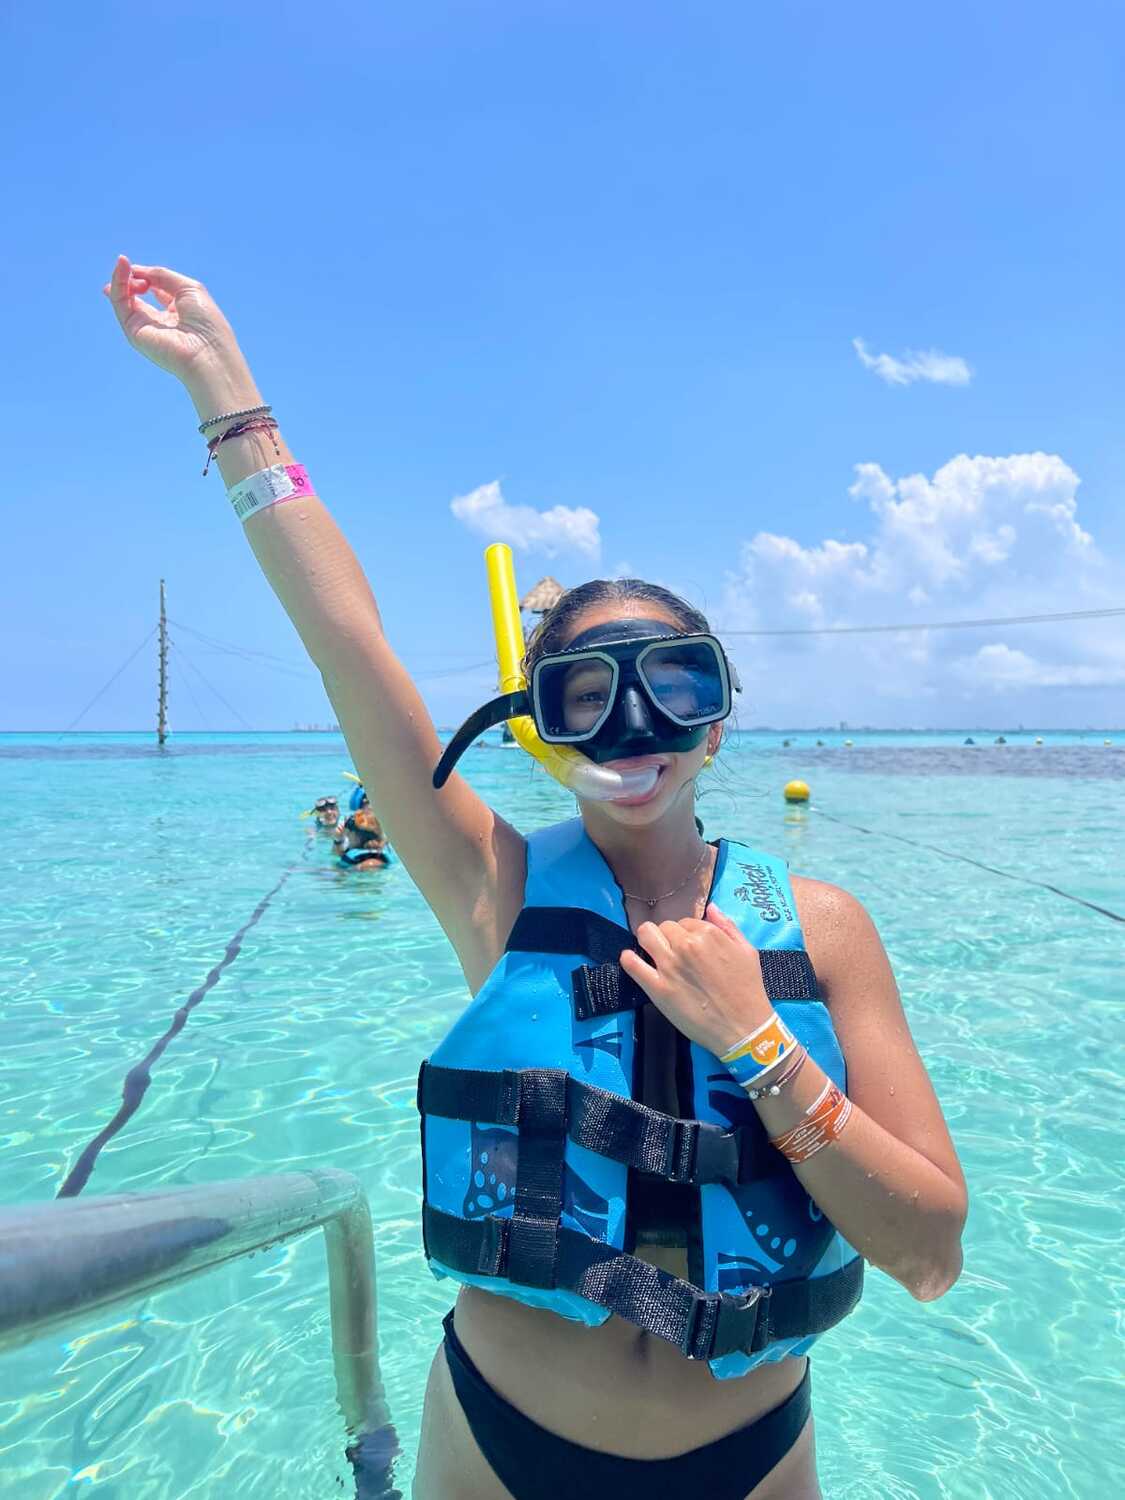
[812,808,1124,925]
[57,854,308,1198]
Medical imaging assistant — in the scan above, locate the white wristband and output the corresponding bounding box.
[229,463,315,522]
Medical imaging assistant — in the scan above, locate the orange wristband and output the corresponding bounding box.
[769,1079,853,1164]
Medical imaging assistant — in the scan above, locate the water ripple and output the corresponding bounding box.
[0,736,1120,1496]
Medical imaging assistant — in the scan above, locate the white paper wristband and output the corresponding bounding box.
[228,464,316,522]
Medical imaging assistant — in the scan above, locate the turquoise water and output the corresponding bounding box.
[1,730,1122,1498]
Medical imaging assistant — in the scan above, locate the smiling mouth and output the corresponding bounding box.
[604,755,669,772]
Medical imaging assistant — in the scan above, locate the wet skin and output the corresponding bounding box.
[414,603,822,1500]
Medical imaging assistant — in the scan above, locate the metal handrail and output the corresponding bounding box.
[0,1169,401,1497]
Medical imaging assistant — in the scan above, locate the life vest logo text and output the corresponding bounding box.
[732,862,793,924]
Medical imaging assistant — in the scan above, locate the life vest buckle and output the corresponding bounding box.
[683,1122,743,1186]
[714,1285,772,1359]
[656,1118,698,1183]
[684,1285,772,1361]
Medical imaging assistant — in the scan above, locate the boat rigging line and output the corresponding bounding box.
[60,627,156,734]
[168,639,255,730]
[58,592,1125,737]
[719,605,1125,637]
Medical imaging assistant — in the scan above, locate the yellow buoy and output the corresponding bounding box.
[784,779,810,804]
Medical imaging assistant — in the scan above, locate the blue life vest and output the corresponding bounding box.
[418,819,862,1377]
[339,844,392,868]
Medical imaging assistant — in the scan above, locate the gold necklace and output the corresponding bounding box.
[622,844,711,910]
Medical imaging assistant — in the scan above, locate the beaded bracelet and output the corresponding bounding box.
[199,402,272,434]
[769,1078,852,1164]
[202,417,281,476]
[745,1046,807,1101]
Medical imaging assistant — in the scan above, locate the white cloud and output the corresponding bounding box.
[951,643,1125,690]
[853,337,972,387]
[451,480,601,560]
[720,453,1124,726]
[789,590,822,617]
[841,453,1092,588]
[750,532,872,583]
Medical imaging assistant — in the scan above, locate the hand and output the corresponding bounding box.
[103,255,244,385]
[619,903,774,1057]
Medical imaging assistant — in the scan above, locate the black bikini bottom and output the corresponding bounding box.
[441,1309,811,1500]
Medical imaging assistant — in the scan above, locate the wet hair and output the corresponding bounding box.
[524,578,711,672]
[344,813,384,845]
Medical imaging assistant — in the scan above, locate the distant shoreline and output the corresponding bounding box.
[2,727,1121,738]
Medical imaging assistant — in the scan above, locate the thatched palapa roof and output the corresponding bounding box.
[520,577,566,614]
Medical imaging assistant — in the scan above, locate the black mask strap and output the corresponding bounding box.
[433,690,530,789]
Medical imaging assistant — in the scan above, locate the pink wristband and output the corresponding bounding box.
[229,464,316,522]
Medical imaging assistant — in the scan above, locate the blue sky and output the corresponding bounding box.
[3,1,1123,729]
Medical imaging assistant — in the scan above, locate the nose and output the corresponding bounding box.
[618,685,657,739]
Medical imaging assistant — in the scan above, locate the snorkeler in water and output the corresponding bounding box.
[334,806,392,869]
[306,795,341,832]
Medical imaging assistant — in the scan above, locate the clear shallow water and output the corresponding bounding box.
[1,731,1122,1499]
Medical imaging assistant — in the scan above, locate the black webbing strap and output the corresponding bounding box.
[504,907,651,1021]
[505,1068,568,1289]
[423,1204,864,1360]
[758,948,820,1002]
[504,907,820,1020]
[417,1063,521,1126]
[569,947,822,1021]
[419,1062,775,1186]
[505,907,638,966]
[571,961,649,1021]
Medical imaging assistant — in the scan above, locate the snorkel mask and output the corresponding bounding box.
[433,544,735,800]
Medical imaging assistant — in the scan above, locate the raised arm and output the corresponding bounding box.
[104,256,523,989]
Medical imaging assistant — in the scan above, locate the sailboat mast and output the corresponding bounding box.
[157,579,168,745]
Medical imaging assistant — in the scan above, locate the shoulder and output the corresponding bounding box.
[789,874,890,1006]
[789,872,872,936]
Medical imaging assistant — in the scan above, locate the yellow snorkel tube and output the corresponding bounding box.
[486,542,595,791]
[433,543,659,798]
[472,544,658,801]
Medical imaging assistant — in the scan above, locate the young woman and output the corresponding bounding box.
[105,256,967,1500]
